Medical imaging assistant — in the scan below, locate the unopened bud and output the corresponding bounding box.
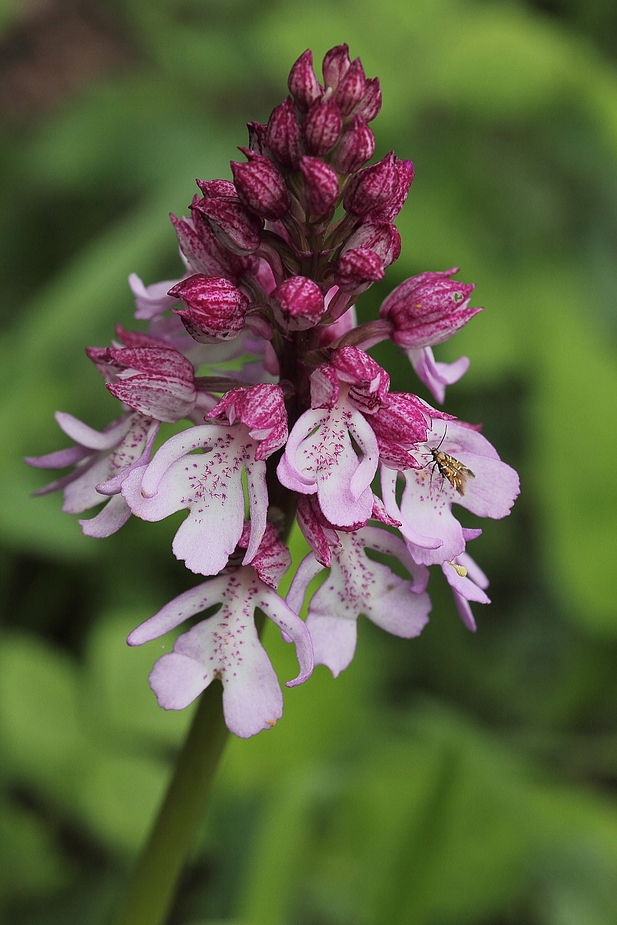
[355,77,382,122]
[343,221,401,269]
[343,151,399,216]
[246,121,269,155]
[322,44,351,90]
[231,153,291,220]
[266,97,302,169]
[333,116,375,173]
[271,276,325,330]
[196,179,237,199]
[288,49,323,112]
[194,197,263,255]
[303,99,343,156]
[334,58,367,116]
[379,269,480,348]
[299,157,339,216]
[368,158,414,222]
[336,248,384,290]
[169,275,249,342]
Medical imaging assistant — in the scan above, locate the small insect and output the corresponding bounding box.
[427,430,475,496]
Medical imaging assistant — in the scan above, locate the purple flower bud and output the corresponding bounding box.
[288,49,323,112]
[343,152,399,217]
[368,158,414,222]
[342,221,401,269]
[355,77,382,122]
[333,115,375,173]
[322,44,351,90]
[171,212,251,280]
[379,269,481,348]
[231,153,291,221]
[335,248,384,291]
[299,157,339,216]
[196,179,237,199]
[271,276,325,330]
[246,121,269,155]
[334,58,367,117]
[303,99,343,156]
[266,97,303,169]
[169,274,249,342]
[193,197,263,255]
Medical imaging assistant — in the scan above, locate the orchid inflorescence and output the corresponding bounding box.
[27,45,519,738]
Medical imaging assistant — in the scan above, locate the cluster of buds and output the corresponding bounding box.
[28,46,519,738]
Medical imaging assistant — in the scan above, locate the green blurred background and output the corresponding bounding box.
[1,0,616,922]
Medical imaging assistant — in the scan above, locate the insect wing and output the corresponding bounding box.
[430,448,475,496]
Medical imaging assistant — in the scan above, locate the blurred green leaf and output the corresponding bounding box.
[0,796,70,904]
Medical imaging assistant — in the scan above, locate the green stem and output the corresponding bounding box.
[114,682,229,925]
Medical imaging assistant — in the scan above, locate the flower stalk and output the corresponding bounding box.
[114,682,228,925]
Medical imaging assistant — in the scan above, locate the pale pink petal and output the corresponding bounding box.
[55,412,132,450]
[442,561,490,604]
[257,587,314,686]
[453,453,520,519]
[278,408,329,488]
[122,426,258,575]
[62,456,117,513]
[150,653,211,709]
[127,576,228,645]
[241,459,268,565]
[286,553,323,615]
[79,494,132,537]
[408,347,469,404]
[399,469,466,565]
[305,612,357,677]
[304,528,431,675]
[380,467,443,551]
[457,551,489,590]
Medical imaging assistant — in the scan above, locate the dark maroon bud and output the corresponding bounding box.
[343,151,399,216]
[343,221,401,268]
[334,58,367,116]
[271,276,325,330]
[288,49,323,112]
[322,44,351,90]
[246,121,269,155]
[303,99,343,156]
[368,158,414,222]
[171,213,251,280]
[355,77,382,122]
[196,179,237,199]
[169,275,249,341]
[231,153,291,220]
[335,248,384,290]
[266,97,303,169]
[194,197,263,255]
[332,115,375,173]
[299,157,340,216]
